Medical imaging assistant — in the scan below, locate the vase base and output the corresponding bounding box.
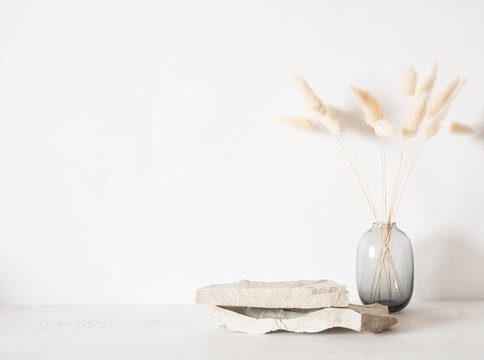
[360,296,412,313]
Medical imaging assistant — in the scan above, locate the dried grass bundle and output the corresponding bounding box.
[350,85,384,126]
[427,78,461,117]
[283,65,471,308]
[448,122,479,135]
[402,92,429,137]
[402,65,417,97]
[293,74,327,116]
[286,65,467,213]
[416,62,438,94]
[277,116,314,130]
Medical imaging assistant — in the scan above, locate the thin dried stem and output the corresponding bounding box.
[387,137,405,223]
[371,226,404,302]
[341,134,378,219]
[371,212,405,303]
[379,137,387,222]
[336,135,378,221]
[312,118,378,221]
[392,138,428,221]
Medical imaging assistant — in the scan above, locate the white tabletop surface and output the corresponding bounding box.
[0,301,483,359]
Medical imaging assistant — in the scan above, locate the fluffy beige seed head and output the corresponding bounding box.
[374,119,396,137]
[448,122,479,135]
[276,116,313,130]
[424,105,449,138]
[427,78,461,117]
[349,85,384,126]
[325,107,342,135]
[402,92,429,137]
[293,74,327,116]
[416,62,438,94]
[402,65,417,97]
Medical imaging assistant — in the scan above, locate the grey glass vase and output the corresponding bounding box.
[356,223,414,312]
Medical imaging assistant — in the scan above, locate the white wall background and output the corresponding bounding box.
[0,0,483,305]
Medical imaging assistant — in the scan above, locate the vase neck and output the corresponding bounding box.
[372,222,396,230]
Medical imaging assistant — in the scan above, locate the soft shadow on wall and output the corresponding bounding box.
[415,232,484,299]
[414,125,484,300]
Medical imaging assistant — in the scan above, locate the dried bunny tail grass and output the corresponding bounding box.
[427,78,461,117]
[424,79,465,138]
[349,85,384,126]
[416,62,438,94]
[402,65,417,97]
[424,105,449,138]
[293,74,327,115]
[374,119,396,137]
[276,116,314,130]
[325,107,343,135]
[448,122,479,135]
[402,92,429,137]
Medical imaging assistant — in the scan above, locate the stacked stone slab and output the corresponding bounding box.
[196,280,398,334]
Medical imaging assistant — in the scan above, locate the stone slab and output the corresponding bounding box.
[208,303,398,334]
[196,280,349,309]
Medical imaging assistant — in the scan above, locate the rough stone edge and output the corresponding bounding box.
[196,285,349,309]
[207,304,398,334]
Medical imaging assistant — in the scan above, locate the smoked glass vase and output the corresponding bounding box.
[356,223,414,312]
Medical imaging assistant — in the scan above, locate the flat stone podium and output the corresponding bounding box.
[196,280,398,334]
